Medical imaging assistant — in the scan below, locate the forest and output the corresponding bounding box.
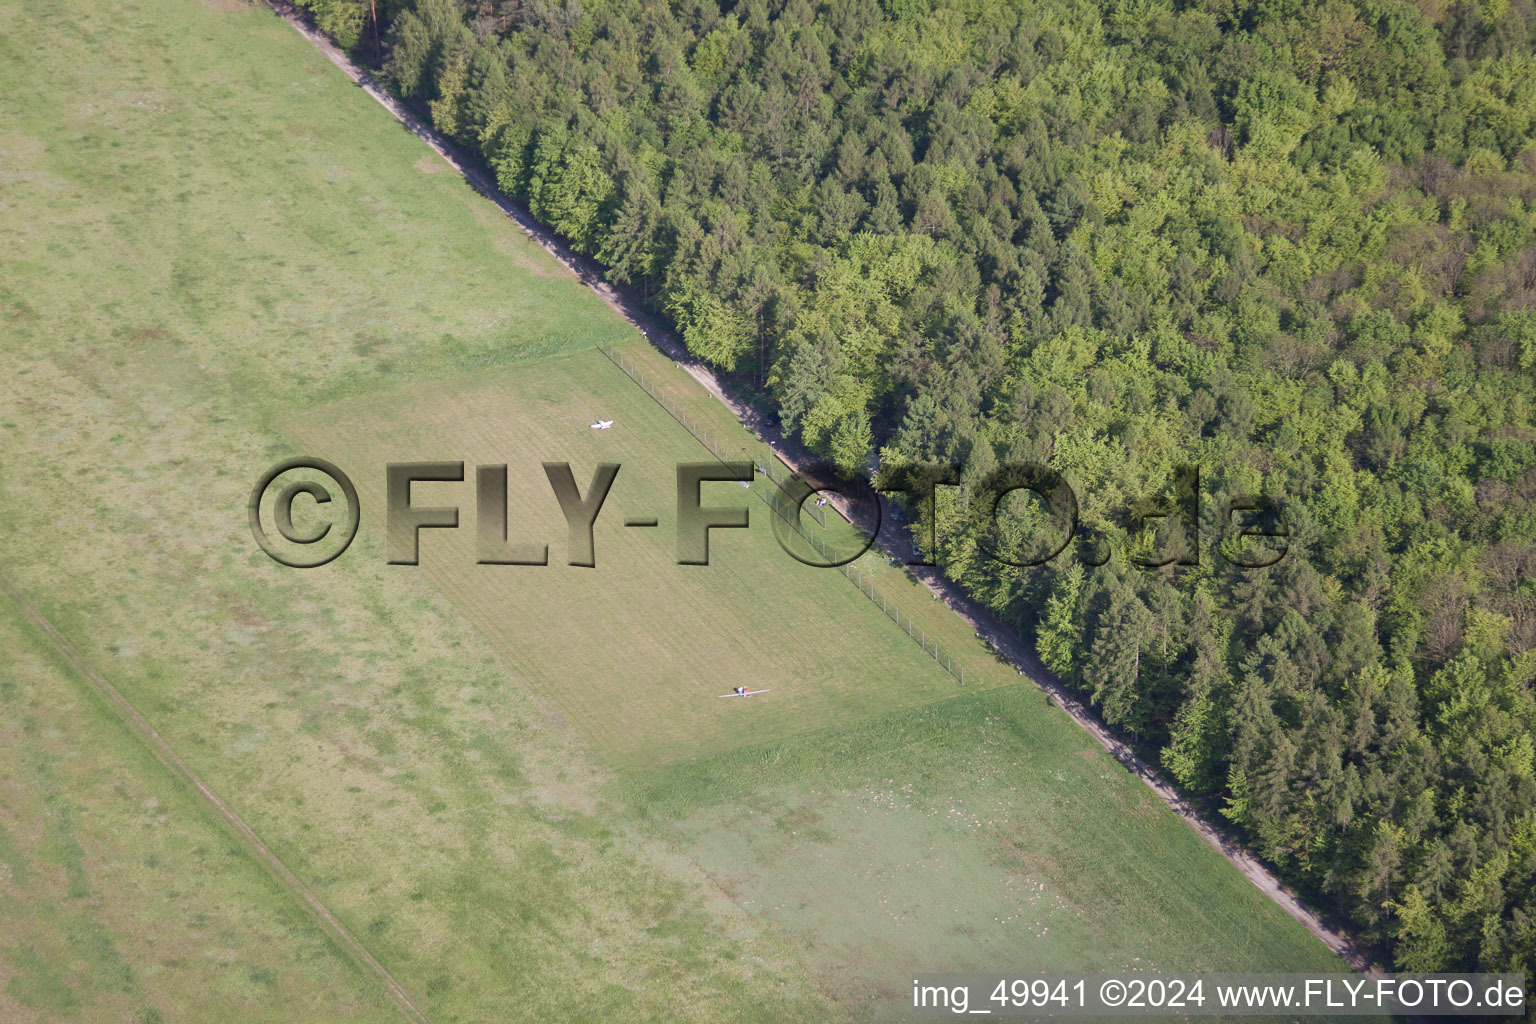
[297,0,1536,976]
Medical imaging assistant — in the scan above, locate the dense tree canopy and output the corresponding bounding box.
[305,0,1536,976]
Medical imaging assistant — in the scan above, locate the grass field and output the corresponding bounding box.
[284,347,985,769]
[626,691,1348,1017]
[0,0,1352,1019]
[0,1,839,1019]
[0,605,391,1023]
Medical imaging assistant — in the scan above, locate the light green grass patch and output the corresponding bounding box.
[625,688,1351,1020]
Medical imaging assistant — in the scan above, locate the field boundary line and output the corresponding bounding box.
[600,345,967,684]
[0,572,432,1024]
[260,0,1370,972]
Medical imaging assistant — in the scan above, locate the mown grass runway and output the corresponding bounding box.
[285,347,979,769]
[0,0,1349,1019]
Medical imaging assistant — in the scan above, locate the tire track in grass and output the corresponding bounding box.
[0,573,432,1024]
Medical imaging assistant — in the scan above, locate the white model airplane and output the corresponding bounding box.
[590,419,613,429]
[717,688,770,698]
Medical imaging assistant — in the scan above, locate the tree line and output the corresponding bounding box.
[299,0,1536,977]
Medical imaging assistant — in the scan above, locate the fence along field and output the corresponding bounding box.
[602,345,971,685]
[284,347,990,770]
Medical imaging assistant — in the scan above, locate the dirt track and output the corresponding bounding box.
[265,0,1373,974]
[0,573,433,1024]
